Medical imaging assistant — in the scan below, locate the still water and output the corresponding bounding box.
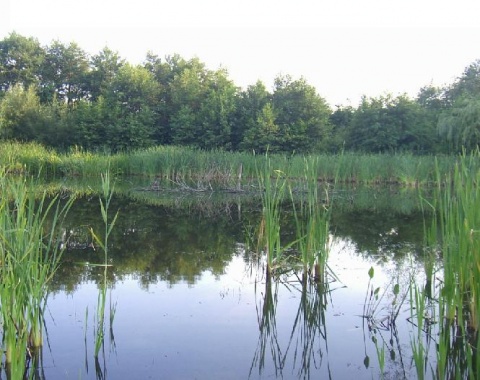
[38,185,434,379]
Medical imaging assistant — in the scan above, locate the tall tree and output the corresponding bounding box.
[0,84,42,140]
[41,40,90,104]
[197,68,237,149]
[100,64,160,151]
[235,80,271,151]
[89,47,125,101]
[445,60,480,104]
[241,102,280,153]
[0,32,45,93]
[329,105,354,152]
[272,75,331,152]
[438,96,480,152]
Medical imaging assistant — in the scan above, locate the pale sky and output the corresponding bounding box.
[2,0,480,106]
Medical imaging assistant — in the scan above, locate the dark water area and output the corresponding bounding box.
[38,185,435,379]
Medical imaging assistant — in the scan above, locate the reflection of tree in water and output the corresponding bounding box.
[249,275,334,379]
[50,196,247,291]
[49,191,431,293]
[331,210,425,261]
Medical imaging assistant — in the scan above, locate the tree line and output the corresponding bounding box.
[1,32,479,154]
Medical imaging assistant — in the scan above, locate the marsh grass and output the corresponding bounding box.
[290,157,332,282]
[0,171,73,378]
[407,150,480,379]
[89,167,119,358]
[430,151,480,378]
[256,156,293,278]
[0,142,467,187]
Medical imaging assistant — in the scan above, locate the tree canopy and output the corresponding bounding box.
[0,32,479,154]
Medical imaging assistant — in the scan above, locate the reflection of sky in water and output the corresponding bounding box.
[43,235,429,380]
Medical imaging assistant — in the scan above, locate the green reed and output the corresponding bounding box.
[290,157,332,281]
[256,156,290,278]
[0,141,468,187]
[90,167,119,357]
[0,171,73,378]
[423,150,480,379]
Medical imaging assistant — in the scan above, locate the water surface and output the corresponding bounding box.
[38,186,434,379]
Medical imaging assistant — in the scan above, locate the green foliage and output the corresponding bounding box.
[348,94,436,153]
[0,173,74,375]
[0,84,42,140]
[438,96,480,152]
[41,40,90,104]
[0,32,45,92]
[272,75,331,152]
[2,32,480,154]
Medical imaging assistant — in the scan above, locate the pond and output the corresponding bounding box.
[35,184,438,379]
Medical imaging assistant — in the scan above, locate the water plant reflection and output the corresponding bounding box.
[250,273,334,379]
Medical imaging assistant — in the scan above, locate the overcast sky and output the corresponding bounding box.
[2,0,480,106]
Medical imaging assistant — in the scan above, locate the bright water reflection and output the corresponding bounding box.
[36,189,434,379]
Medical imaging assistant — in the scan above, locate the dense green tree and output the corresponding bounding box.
[169,59,237,149]
[197,69,237,149]
[329,105,354,152]
[437,61,480,152]
[2,33,480,154]
[0,84,42,140]
[445,60,480,104]
[0,32,45,93]
[89,47,125,101]
[438,96,480,152]
[36,97,72,148]
[100,64,160,151]
[241,102,280,153]
[235,81,271,151]
[272,75,331,152]
[144,53,197,144]
[40,40,90,104]
[348,94,435,153]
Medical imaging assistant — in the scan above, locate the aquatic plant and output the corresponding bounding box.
[0,171,73,378]
[90,166,119,358]
[256,155,291,278]
[0,141,470,187]
[290,156,332,281]
[432,151,480,378]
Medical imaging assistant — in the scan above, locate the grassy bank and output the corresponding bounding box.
[0,141,473,186]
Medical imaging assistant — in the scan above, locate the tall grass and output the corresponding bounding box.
[411,150,480,379]
[0,141,470,186]
[90,167,119,357]
[290,157,332,282]
[431,151,480,378]
[256,156,290,278]
[0,171,73,378]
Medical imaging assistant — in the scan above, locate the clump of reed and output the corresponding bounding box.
[290,156,332,282]
[432,151,480,378]
[0,170,73,377]
[255,155,291,278]
[254,155,335,282]
[410,151,480,379]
